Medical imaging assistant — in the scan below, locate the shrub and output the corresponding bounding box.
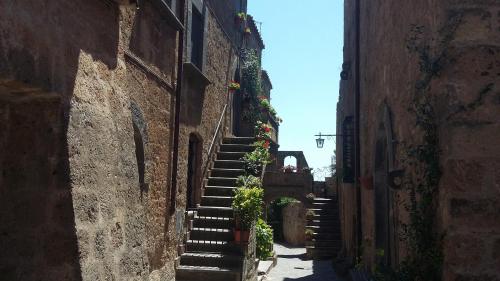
[236,175,262,189]
[256,218,274,260]
[232,186,264,230]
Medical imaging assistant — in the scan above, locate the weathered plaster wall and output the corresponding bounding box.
[338,0,500,279]
[0,0,179,280]
[282,202,306,246]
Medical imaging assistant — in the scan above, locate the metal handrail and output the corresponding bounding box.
[202,104,228,181]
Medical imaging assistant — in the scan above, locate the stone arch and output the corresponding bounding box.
[277,151,309,172]
[373,103,398,266]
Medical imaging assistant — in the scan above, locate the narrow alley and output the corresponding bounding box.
[0,1,498,281]
[263,243,338,281]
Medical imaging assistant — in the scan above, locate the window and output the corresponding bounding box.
[190,3,204,70]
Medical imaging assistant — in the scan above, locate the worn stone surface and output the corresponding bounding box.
[337,0,500,279]
[265,243,339,281]
[0,0,178,280]
[282,202,306,246]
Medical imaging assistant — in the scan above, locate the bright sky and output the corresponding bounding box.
[248,1,344,180]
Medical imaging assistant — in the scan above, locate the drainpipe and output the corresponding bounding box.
[170,0,186,214]
[354,0,363,259]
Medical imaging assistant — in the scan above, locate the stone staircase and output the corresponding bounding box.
[305,197,341,259]
[176,137,255,281]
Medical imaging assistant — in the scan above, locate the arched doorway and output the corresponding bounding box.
[373,104,397,266]
[187,133,202,209]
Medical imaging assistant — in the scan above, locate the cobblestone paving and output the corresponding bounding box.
[265,243,340,281]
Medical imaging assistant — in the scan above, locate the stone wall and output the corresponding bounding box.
[337,0,500,279]
[282,202,306,246]
[0,0,179,280]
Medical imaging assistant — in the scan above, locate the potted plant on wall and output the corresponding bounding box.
[244,27,252,36]
[232,176,264,243]
[235,12,246,25]
[228,81,240,93]
[283,165,296,173]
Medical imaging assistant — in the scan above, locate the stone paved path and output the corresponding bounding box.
[264,243,340,281]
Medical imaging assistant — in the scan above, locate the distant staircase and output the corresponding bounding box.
[176,137,255,281]
[305,197,341,259]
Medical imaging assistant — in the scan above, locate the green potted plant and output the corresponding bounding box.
[228,81,240,93]
[232,179,264,243]
[244,27,252,35]
[235,12,246,24]
[305,229,314,240]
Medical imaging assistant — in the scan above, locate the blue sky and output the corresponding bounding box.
[248,1,344,180]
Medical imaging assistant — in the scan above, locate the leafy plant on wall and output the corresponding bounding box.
[373,11,464,281]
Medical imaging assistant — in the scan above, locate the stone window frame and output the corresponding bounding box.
[186,0,208,72]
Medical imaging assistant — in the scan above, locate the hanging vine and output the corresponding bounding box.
[374,11,464,281]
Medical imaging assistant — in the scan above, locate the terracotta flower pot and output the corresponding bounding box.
[240,230,250,242]
[234,229,241,243]
[360,176,374,190]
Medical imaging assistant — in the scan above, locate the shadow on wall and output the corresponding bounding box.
[0,0,120,280]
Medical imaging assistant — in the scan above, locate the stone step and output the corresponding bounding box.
[307,219,340,227]
[217,152,246,161]
[219,144,255,153]
[305,239,342,247]
[312,202,336,208]
[313,198,335,202]
[193,216,234,229]
[201,196,233,207]
[305,246,340,260]
[196,206,233,218]
[223,137,255,145]
[176,265,241,281]
[309,214,339,220]
[308,208,339,215]
[207,177,238,187]
[185,240,242,254]
[306,225,339,233]
[213,160,245,169]
[210,168,246,178]
[311,232,341,240]
[204,186,237,197]
[190,227,233,241]
[179,252,242,268]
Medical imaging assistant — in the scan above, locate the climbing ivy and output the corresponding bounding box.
[374,12,464,281]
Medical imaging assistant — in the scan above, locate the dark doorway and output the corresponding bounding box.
[187,134,201,208]
[373,106,397,267]
[232,71,242,136]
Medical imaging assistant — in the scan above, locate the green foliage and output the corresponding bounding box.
[242,146,271,176]
[242,49,262,99]
[256,218,274,260]
[236,175,262,189]
[267,197,297,240]
[373,13,464,281]
[232,186,264,230]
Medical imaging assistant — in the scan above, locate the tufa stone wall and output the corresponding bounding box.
[282,202,306,246]
[0,0,180,280]
[337,0,500,279]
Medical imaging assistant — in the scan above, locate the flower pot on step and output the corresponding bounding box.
[234,229,241,243]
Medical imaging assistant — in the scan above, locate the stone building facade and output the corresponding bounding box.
[0,0,266,280]
[336,0,500,280]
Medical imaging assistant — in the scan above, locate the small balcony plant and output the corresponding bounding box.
[244,27,252,35]
[228,81,240,93]
[283,165,296,173]
[235,12,246,24]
